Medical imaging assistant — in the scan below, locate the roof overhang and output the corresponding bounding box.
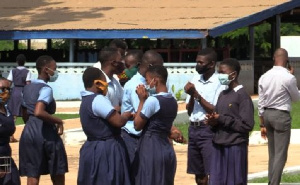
[209,0,300,37]
[0,0,300,40]
[0,29,207,40]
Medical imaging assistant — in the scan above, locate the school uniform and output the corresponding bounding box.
[7,66,31,116]
[77,91,131,185]
[133,92,178,185]
[19,79,68,177]
[0,105,20,185]
[186,73,225,176]
[209,85,254,185]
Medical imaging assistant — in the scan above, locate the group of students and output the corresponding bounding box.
[0,42,256,185]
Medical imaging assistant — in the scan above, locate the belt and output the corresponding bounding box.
[190,121,206,127]
[264,108,289,113]
[14,85,24,87]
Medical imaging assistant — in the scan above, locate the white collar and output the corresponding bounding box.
[233,85,243,92]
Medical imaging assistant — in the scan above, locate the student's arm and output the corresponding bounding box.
[193,91,214,114]
[186,95,194,116]
[134,85,151,131]
[169,125,185,143]
[107,111,132,128]
[217,98,255,133]
[134,98,147,131]
[93,95,131,128]
[184,82,214,114]
[34,102,63,125]
[34,86,63,126]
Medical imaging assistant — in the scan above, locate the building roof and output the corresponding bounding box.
[0,0,299,39]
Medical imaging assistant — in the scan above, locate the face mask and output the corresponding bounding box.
[145,78,156,95]
[94,80,108,96]
[0,88,10,104]
[218,71,236,85]
[47,68,59,82]
[195,62,211,74]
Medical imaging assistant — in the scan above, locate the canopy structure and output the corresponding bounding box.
[0,0,300,39]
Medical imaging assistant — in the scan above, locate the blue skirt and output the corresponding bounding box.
[8,87,23,116]
[77,137,131,185]
[209,142,248,185]
[133,132,176,185]
[19,116,68,177]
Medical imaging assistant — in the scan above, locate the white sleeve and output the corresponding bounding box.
[7,70,13,81]
[140,96,160,119]
[26,71,32,81]
[92,95,115,119]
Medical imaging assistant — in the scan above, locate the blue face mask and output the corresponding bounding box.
[47,68,59,82]
[145,78,156,95]
[218,71,236,85]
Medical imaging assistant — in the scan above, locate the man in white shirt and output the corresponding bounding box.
[258,48,300,185]
[99,47,125,112]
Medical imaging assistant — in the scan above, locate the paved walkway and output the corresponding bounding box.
[11,101,300,184]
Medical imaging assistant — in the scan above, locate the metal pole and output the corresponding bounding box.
[275,14,281,49]
[69,39,74,63]
[249,26,255,60]
[201,38,207,49]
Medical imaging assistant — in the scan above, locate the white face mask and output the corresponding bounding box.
[218,71,236,85]
[47,67,59,82]
[144,78,156,95]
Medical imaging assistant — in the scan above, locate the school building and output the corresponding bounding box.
[0,0,300,100]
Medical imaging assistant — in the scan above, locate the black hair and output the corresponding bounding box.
[197,48,217,63]
[36,55,54,74]
[125,50,143,63]
[146,65,168,84]
[109,39,128,50]
[82,67,105,89]
[220,58,241,76]
[142,50,164,66]
[16,54,26,66]
[0,77,7,81]
[98,47,119,65]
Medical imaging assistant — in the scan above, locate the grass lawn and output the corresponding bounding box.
[15,114,80,125]
[248,173,300,183]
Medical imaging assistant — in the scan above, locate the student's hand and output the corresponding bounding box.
[184,82,196,96]
[205,112,219,126]
[122,111,135,121]
[136,84,148,101]
[56,123,64,135]
[169,126,186,143]
[261,127,267,140]
[114,106,121,113]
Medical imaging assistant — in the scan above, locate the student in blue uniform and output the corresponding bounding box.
[19,55,68,185]
[77,67,132,185]
[121,50,183,166]
[0,77,20,185]
[206,58,254,185]
[133,65,178,185]
[7,54,32,143]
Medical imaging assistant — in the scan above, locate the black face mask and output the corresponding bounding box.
[196,62,211,74]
